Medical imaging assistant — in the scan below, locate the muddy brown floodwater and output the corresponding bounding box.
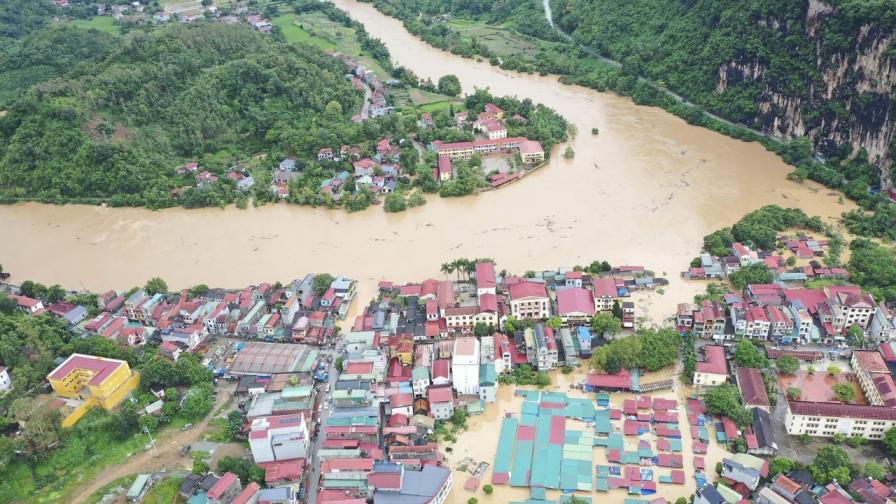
[0,0,853,325]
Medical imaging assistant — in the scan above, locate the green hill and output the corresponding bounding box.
[0,23,360,207]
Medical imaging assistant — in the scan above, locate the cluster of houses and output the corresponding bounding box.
[692,458,894,504]
[86,1,270,28]
[432,103,546,187]
[685,239,849,284]
[4,274,356,354]
[177,470,286,504]
[343,59,393,120]
[174,161,255,197]
[676,279,894,345]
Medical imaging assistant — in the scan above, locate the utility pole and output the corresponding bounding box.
[144,426,158,457]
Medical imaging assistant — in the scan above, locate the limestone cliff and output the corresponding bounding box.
[715,0,895,188]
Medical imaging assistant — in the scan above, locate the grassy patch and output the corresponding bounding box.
[83,475,137,504]
[202,417,230,442]
[272,14,337,50]
[446,19,536,57]
[275,11,391,78]
[144,476,184,504]
[69,17,120,35]
[804,278,852,289]
[0,409,198,503]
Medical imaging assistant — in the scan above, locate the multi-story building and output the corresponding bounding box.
[787,302,817,344]
[451,337,480,395]
[693,301,727,340]
[248,414,310,463]
[47,353,141,427]
[556,287,596,325]
[479,364,497,403]
[785,401,896,440]
[508,281,549,320]
[533,324,558,372]
[736,306,770,339]
[370,463,453,504]
[475,261,496,297]
[852,350,896,407]
[694,345,728,387]
[592,277,617,312]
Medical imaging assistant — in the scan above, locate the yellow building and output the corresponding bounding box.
[47,353,140,426]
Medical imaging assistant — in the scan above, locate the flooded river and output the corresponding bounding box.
[0,0,852,325]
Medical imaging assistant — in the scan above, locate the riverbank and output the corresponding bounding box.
[2,0,857,328]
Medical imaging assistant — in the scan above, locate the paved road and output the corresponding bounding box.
[69,381,238,504]
[304,347,341,501]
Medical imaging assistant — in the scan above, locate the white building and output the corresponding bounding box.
[0,366,11,392]
[248,414,310,463]
[451,337,480,395]
[785,400,896,440]
[508,281,549,320]
[694,345,728,387]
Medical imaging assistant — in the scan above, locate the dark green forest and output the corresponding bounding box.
[0,22,361,208]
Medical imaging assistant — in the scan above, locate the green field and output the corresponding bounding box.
[69,17,120,35]
[273,11,392,79]
[446,18,539,58]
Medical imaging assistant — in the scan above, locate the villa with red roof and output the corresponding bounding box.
[508,281,549,320]
[47,353,140,427]
[694,345,728,387]
[592,277,618,311]
[474,119,507,140]
[556,287,596,324]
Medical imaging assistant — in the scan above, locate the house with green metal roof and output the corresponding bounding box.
[479,363,497,403]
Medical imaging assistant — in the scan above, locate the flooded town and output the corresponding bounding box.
[2,0,896,504]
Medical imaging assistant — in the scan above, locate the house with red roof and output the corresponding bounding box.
[694,345,728,387]
[207,472,241,504]
[508,281,549,320]
[475,261,497,296]
[428,385,454,420]
[12,294,44,315]
[389,393,413,417]
[735,367,770,412]
[592,277,618,311]
[556,287,595,325]
[431,359,451,386]
[734,305,770,339]
[474,118,507,140]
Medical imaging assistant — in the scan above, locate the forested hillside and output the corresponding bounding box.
[551,0,896,189]
[0,23,360,207]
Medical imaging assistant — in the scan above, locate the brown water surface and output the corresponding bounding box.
[0,0,853,326]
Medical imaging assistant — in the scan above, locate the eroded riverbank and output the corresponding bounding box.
[0,0,854,326]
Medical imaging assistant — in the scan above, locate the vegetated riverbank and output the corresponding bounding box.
[0,0,567,214]
[0,0,860,331]
[358,0,896,242]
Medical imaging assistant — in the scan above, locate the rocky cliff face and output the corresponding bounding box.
[715,0,895,189]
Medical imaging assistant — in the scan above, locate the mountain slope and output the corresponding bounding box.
[552,0,896,189]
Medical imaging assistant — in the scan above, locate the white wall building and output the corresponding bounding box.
[451,337,480,395]
[248,414,310,463]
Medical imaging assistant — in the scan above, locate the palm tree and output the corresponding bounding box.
[440,262,455,279]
